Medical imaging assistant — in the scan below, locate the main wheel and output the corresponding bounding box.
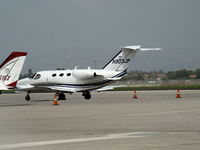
[58,92,66,100]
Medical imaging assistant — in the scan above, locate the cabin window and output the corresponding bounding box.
[59,73,64,77]
[34,74,41,80]
[67,73,71,76]
[52,74,56,77]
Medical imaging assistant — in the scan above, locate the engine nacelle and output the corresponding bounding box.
[72,70,97,80]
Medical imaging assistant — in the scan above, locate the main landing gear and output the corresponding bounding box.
[57,92,66,100]
[82,90,91,100]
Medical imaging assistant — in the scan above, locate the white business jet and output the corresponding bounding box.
[16,46,161,101]
[0,51,27,94]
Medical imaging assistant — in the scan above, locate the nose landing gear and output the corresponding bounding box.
[25,91,30,101]
[82,91,91,100]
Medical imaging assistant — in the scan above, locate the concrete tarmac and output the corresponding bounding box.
[0,90,200,150]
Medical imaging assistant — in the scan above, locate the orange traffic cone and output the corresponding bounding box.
[53,95,59,105]
[132,90,138,99]
[176,89,181,98]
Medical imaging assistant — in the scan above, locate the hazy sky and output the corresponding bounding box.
[0,0,200,73]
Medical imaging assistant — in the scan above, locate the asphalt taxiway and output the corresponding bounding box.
[0,90,200,150]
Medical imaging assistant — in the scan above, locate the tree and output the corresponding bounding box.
[167,71,177,79]
[56,68,65,70]
[195,69,200,79]
[28,69,33,77]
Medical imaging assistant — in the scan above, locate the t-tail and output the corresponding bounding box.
[0,52,27,90]
[102,46,162,71]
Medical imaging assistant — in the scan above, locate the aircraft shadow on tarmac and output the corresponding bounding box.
[0,99,65,107]
[0,103,31,107]
[30,99,56,102]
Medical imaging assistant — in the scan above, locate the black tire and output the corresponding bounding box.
[58,93,66,100]
[25,95,30,101]
[84,95,91,100]
[83,91,91,100]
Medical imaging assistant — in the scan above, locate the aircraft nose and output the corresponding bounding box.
[17,78,30,86]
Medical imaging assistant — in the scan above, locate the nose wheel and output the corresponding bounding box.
[25,91,31,101]
[25,94,30,101]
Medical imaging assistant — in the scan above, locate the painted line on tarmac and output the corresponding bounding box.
[0,132,158,149]
[83,109,200,119]
[127,109,200,117]
[107,109,200,118]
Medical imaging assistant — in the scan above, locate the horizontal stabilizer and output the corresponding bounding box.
[0,83,8,90]
[123,46,162,51]
[140,48,162,51]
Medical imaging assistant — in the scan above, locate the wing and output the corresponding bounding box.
[92,85,126,92]
[46,86,78,93]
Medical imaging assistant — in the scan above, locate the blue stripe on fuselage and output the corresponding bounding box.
[112,70,127,78]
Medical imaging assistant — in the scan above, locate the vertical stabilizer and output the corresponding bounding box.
[103,46,141,71]
[103,46,162,71]
[0,52,27,89]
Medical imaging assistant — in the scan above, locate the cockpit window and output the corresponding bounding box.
[34,74,41,80]
[29,73,36,79]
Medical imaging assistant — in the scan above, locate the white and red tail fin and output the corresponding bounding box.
[0,52,27,89]
[103,46,162,71]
